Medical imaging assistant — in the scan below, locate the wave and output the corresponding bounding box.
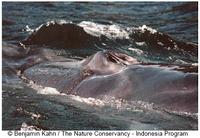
[3,20,198,114]
[21,20,197,64]
[2,76,197,130]
[33,83,197,119]
[22,20,198,52]
[131,24,197,56]
[2,2,198,131]
[25,82,197,130]
[21,50,198,113]
[22,20,98,48]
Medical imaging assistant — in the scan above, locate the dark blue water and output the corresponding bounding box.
[2,2,197,42]
[2,2,198,130]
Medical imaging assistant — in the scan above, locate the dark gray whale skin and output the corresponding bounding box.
[22,50,198,113]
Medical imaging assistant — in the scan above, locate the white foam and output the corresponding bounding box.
[69,95,105,107]
[165,110,198,120]
[192,63,198,66]
[46,20,70,26]
[28,81,196,119]
[25,25,34,33]
[135,41,146,46]
[78,21,130,39]
[157,41,164,46]
[28,81,148,112]
[28,82,61,95]
[33,20,70,32]
[38,87,60,95]
[21,122,41,131]
[139,25,157,34]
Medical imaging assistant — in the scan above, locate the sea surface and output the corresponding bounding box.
[2,2,198,130]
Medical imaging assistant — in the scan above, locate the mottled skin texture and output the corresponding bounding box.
[2,42,197,113]
[23,51,198,113]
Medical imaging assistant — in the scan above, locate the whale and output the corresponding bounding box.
[22,50,198,113]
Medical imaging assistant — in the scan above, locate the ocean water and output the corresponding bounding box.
[2,2,198,130]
